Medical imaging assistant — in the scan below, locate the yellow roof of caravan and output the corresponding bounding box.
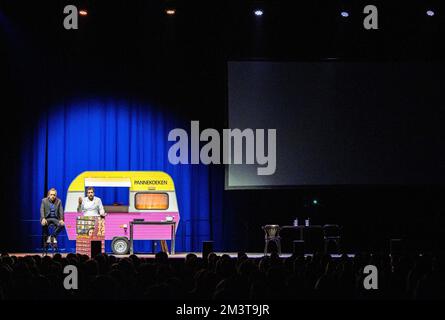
[68,171,175,192]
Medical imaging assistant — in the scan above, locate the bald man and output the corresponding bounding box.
[40,188,65,244]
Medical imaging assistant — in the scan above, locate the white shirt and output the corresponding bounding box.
[78,196,105,217]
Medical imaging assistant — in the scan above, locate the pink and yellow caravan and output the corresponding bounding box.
[64,171,180,254]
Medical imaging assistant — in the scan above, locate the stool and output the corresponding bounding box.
[42,225,59,255]
[323,224,341,253]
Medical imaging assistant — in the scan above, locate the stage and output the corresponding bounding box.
[7,252,356,259]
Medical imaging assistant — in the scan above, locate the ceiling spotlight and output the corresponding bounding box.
[340,11,349,18]
[254,9,264,16]
[166,9,176,16]
[426,10,435,17]
[79,10,88,16]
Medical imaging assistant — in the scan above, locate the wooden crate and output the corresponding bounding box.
[75,216,105,256]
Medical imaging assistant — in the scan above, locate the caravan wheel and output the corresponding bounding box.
[111,237,130,255]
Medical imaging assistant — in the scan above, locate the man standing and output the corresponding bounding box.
[78,187,106,217]
[41,188,65,244]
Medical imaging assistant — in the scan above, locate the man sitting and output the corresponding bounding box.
[40,188,65,245]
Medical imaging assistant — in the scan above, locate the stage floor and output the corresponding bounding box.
[7,252,355,259]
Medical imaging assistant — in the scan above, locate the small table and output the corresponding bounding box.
[279,225,324,253]
[129,221,176,255]
[280,225,322,240]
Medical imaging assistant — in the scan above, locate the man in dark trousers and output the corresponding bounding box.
[40,188,65,244]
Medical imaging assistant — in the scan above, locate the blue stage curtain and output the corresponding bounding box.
[19,98,222,253]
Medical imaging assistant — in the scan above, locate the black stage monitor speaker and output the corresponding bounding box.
[390,238,404,255]
[91,240,102,257]
[202,241,214,262]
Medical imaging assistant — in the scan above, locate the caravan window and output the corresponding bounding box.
[135,193,169,210]
[86,186,130,213]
